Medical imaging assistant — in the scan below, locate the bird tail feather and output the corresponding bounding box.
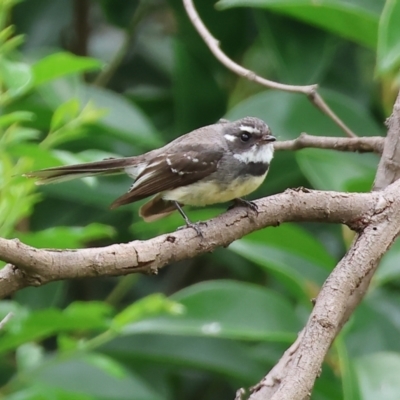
[24,158,135,185]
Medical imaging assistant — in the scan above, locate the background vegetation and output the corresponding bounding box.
[1,0,400,399]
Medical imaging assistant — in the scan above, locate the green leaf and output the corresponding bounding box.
[37,78,162,148]
[78,85,162,148]
[0,111,36,127]
[0,125,40,147]
[83,353,128,379]
[354,352,400,400]
[50,98,80,132]
[217,0,383,48]
[3,386,93,400]
[229,224,335,301]
[344,294,400,357]
[32,52,102,86]
[377,0,400,75]
[112,294,183,331]
[0,303,111,354]
[64,302,113,328]
[35,358,162,400]
[0,59,33,99]
[104,334,265,383]
[122,281,300,341]
[296,149,378,192]
[335,335,362,400]
[15,223,115,249]
[373,239,400,286]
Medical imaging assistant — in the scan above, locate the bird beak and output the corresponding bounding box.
[262,134,276,142]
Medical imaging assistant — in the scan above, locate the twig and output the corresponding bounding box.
[0,312,13,330]
[275,134,384,154]
[307,92,357,138]
[182,0,357,138]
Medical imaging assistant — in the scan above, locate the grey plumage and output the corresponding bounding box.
[25,117,275,222]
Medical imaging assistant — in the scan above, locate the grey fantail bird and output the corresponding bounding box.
[25,117,276,234]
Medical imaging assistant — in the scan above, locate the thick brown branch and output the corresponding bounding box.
[0,189,378,298]
[182,0,357,138]
[250,179,400,400]
[275,134,384,154]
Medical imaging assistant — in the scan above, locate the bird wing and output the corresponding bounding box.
[110,149,223,209]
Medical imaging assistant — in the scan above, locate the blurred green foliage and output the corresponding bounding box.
[1,0,400,399]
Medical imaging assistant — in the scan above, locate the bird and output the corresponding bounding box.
[25,117,276,234]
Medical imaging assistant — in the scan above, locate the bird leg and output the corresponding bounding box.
[174,201,204,237]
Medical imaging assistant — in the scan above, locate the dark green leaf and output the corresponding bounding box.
[104,334,265,383]
[296,149,378,192]
[230,224,335,301]
[35,358,162,400]
[123,280,300,341]
[217,0,383,48]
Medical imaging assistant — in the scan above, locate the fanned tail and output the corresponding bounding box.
[24,157,136,185]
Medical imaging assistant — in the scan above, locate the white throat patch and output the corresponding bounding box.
[233,143,274,164]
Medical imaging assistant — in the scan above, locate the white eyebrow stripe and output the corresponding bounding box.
[224,134,236,142]
[239,125,260,134]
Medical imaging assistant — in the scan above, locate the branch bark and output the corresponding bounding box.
[0,189,379,298]
[275,134,383,154]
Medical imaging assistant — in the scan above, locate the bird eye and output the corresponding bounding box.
[240,132,251,142]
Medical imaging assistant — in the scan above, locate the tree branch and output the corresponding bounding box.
[0,189,380,299]
[250,180,400,400]
[182,0,357,138]
[275,134,383,154]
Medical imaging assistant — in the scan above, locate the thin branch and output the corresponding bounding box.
[307,92,357,138]
[182,0,357,138]
[0,188,380,299]
[275,134,384,154]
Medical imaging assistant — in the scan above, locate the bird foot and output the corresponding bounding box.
[177,221,206,237]
[229,198,259,220]
[230,198,258,214]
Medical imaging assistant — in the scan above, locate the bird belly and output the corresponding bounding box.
[163,172,267,206]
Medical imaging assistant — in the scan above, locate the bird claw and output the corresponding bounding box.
[230,198,259,216]
[177,221,206,237]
